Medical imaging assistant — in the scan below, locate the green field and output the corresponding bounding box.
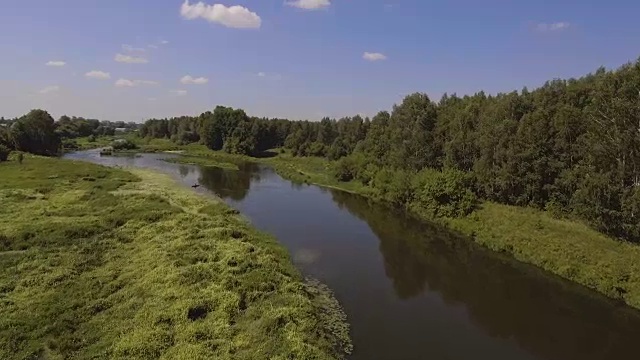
[0,155,351,359]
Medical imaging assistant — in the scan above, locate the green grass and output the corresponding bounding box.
[445,203,640,308]
[74,136,119,150]
[0,155,351,359]
[265,154,373,194]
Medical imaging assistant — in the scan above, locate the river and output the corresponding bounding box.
[64,150,640,360]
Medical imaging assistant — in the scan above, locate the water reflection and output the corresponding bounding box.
[329,190,640,360]
[178,164,191,178]
[194,163,261,201]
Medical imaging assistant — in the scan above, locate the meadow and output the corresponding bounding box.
[0,154,351,359]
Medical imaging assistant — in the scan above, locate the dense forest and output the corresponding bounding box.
[2,60,640,243]
[138,61,640,243]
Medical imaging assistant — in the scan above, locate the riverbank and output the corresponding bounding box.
[0,155,351,359]
[143,146,640,310]
[268,155,640,309]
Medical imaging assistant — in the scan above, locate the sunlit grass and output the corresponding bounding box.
[0,156,351,359]
[446,202,640,308]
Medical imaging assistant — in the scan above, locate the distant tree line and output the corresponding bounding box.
[139,61,640,242]
[0,110,140,158]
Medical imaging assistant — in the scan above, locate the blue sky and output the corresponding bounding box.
[1,0,639,122]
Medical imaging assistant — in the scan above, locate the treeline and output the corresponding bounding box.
[140,106,293,155]
[56,116,139,139]
[0,110,138,159]
[140,106,369,158]
[140,60,640,243]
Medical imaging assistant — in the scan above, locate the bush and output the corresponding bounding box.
[0,144,9,162]
[411,168,477,218]
[333,157,357,182]
[87,134,96,142]
[111,139,138,151]
[372,168,414,206]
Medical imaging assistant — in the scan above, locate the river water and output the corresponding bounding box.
[64,150,640,360]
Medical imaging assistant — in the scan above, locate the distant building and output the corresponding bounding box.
[114,127,128,133]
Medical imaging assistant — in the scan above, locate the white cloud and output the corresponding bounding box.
[122,44,146,53]
[286,0,331,10]
[148,44,159,49]
[180,75,209,85]
[363,52,387,61]
[180,1,261,29]
[85,70,111,80]
[46,61,66,67]
[171,89,188,96]
[257,72,282,80]
[39,85,60,94]
[160,39,169,44]
[535,22,570,32]
[115,79,158,87]
[114,53,149,64]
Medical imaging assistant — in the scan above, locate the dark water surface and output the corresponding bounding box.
[65,150,640,360]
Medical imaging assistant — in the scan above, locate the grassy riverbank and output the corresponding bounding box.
[0,155,351,359]
[144,146,640,310]
[267,155,640,309]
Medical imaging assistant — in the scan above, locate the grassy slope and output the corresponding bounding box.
[146,145,640,310]
[0,155,351,359]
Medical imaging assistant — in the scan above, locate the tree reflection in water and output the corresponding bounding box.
[330,189,640,360]
[197,162,262,201]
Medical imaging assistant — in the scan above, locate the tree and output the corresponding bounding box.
[11,109,60,156]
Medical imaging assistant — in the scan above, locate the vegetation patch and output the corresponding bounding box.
[0,156,351,360]
[164,155,239,170]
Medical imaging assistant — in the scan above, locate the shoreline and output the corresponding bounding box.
[133,146,640,311]
[262,156,640,311]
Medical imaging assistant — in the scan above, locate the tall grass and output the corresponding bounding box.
[0,156,351,359]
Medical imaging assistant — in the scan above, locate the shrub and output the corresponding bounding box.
[111,139,138,151]
[308,142,327,157]
[333,157,358,182]
[411,168,477,218]
[372,168,414,206]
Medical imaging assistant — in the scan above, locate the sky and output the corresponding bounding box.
[1,0,640,122]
